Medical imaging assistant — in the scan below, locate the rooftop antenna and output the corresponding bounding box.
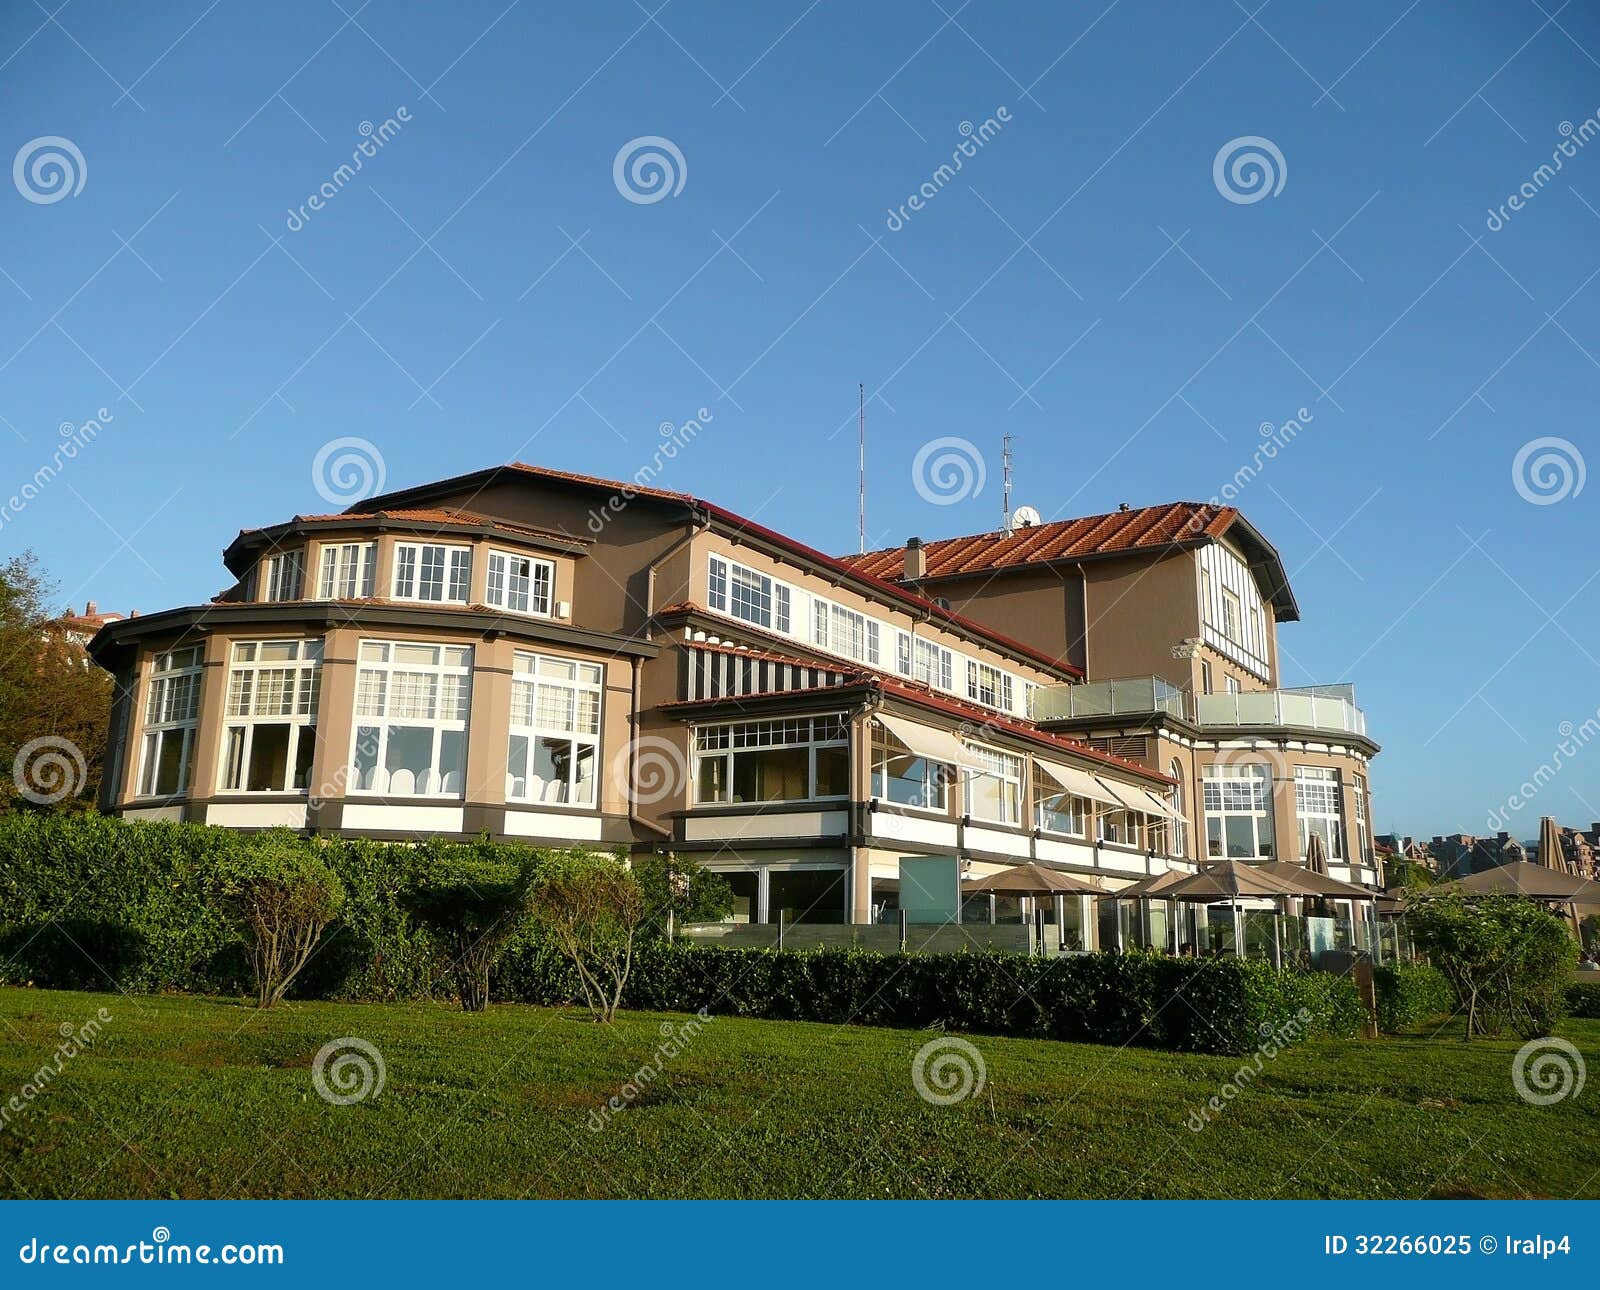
[857,382,866,555]
[1001,431,1014,533]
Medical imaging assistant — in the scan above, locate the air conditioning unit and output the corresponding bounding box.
[555,600,571,619]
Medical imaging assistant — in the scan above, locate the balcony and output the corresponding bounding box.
[1035,678,1367,738]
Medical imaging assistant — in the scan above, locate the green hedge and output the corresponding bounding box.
[495,943,1363,1055]
[1373,963,1455,1032]
[0,814,1364,1055]
[1568,980,1600,1019]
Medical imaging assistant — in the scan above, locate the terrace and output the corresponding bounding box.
[1035,678,1368,738]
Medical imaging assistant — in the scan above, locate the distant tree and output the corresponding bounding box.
[0,552,113,813]
[1386,858,1435,891]
[530,851,644,1023]
[630,852,733,937]
[1408,892,1577,1038]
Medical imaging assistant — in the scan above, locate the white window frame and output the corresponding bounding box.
[219,639,323,794]
[706,555,791,634]
[349,640,473,797]
[966,659,1014,712]
[913,638,953,691]
[138,645,204,797]
[317,541,376,599]
[1354,773,1370,865]
[507,651,603,806]
[1295,765,1345,862]
[486,550,555,617]
[392,542,473,605]
[871,729,950,813]
[693,714,849,806]
[1035,773,1087,838]
[812,597,880,667]
[1203,764,1276,860]
[259,549,304,603]
[963,744,1022,825]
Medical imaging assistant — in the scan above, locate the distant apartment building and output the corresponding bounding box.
[88,464,1379,930]
[1430,826,1598,879]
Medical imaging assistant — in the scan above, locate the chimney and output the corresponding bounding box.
[1118,502,1131,512]
[904,536,925,582]
[129,609,139,618]
[85,600,96,616]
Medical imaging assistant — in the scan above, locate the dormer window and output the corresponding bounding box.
[393,542,471,604]
[486,550,554,616]
[259,550,304,602]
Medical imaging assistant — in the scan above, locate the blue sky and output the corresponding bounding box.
[2,0,1598,839]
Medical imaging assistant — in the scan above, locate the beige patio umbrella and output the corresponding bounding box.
[962,862,1104,896]
[1256,860,1376,900]
[1454,862,1600,901]
[1110,868,1194,900]
[1160,859,1310,900]
[1304,830,1330,876]
[1537,815,1572,876]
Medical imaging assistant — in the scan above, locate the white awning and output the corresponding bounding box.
[1094,775,1157,816]
[1035,757,1121,806]
[874,712,979,769]
[1137,788,1183,821]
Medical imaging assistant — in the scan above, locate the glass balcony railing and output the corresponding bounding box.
[1034,678,1367,737]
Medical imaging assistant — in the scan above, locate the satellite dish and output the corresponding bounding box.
[1010,504,1042,529]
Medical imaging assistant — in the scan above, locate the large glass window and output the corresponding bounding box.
[1203,763,1276,859]
[694,715,849,804]
[392,543,472,604]
[913,638,953,690]
[1295,766,1344,861]
[813,599,880,666]
[1354,773,1370,864]
[1170,758,1188,857]
[317,541,376,599]
[967,660,1013,711]
[1035,774,1088,836]
[259,550,304,602]
[872,731,950,810]
[706,556,790,633]
[138,645,204,797]
[350,641,472,796]
[220,639,322,793]
[487,551,554,617]
[507,652,602,806]
[963,745,1022,824]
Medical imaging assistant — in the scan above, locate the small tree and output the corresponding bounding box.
[630,852,733,938]
[1408,892,1577,1038]
[529,851,644,1023]
[212,830,345,1008]
[402,842,538,1011]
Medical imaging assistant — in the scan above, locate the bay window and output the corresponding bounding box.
[393,543,472,604]
[1203,763,1276,859]
[507,652,601,805]
[487,550,554,617]
[963,745,1022,824]
[694,715,849,804]
[350,641,472,796]
[259,550,304,602]
[220,639,322,793]
[1295,766,1345,861]
[138,645,203,796]
[317,541,376,599]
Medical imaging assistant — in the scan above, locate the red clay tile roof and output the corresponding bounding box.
[235,507,577,543]
[839,502,1237,582]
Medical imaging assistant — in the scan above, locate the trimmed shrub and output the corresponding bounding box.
[1374,963,1455,1032]
[1567,981,1600,1019]
[529,851,644,1022]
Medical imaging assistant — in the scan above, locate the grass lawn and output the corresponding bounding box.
[0,986,1594,1199]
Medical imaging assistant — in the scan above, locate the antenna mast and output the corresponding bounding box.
[857,383,866,555]
[1001,431,1014,533]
